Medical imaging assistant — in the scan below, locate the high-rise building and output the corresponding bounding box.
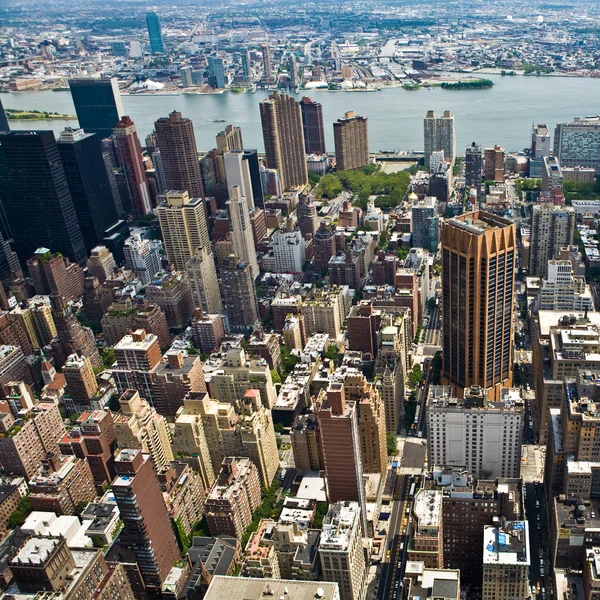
[224,150,254,208]
[216,125,244,153]
[112,449,180,595]
[482,521,530,600]
[157,190,210,270]
[333,111,369,172]
[27,247,85,302]
[243,150,264,208]
[288,53,299,88]
[297,194,318,238]
[542,155,564,192]
[424,110,455,169]
[272,221,306,273]
[62,353,99,413]
[554,116,600,171]
[0,130,87,264]
[411,196,439,252]
[191,309,225,354]
[441,211,516,398]
[427,385,524,478]
[319,501,366,600]
[220,254,259,332]
[112,117,152,218]
[112,329,162,405]
[532,123,552,158]
[186,246,223,314]
[86,245,116,283]
[0,98,9,133]
[314,221,336,272]
[465,142,483,195]
[208,56,225,89]
[146,11,165,53]
[260,91,308,191]
[0,402,65,479]
[317,383,366,531]
[123,234,162,285]
[145,271,194,329]
[529,203,575,277]
[290,412,323,473]
[300,97,326,155]
[538,259,593,311]
[483,145,505,182]
[227,186,259,278]
[154,111,205,199]
[241,48,251,82]
[57,128,119,252]
[68,78,124,140]
[205,457,262,538]
[261,44,273,82]
[114,390,174,470]
[407,490,444,568]
[151,350,206,417]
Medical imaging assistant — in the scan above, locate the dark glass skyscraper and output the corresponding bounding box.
[300,96,326,155]
[57,128,119,252]
[69,78,124,140]
[243,150,264,208]
[146,11,165,54]
[208,56,225,89]
[0,98,9,133]
[0,130,87,264]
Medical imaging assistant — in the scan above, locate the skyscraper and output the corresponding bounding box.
[68,78,124,140]
[111,449,180,596]
[0,130,87,264]
[441,211,516,399]
[260,91,308,191]
[186,247,223,314]
[300,96,326,156]
[424,110,456,169]
[261,44,273,82]
[483,145,505,182]
[529,203,575,276]
[57,128,119,252]
[0,98,9,132]
[333,111,369,171]
[465,142,483,194]
[157,190,211,270]
[208,56,225,89]
[216,124,244,153]
[411,196,439,252]
[317,383,366,532]
[112,116,152,218]
[241,48,251,82]
[554,116,600,171]
[243,150,264,208]
[146,11,165,53]
[224,150,254,208]
[227,186,259,279]
[154,111,204,198]
[220,254,259,332]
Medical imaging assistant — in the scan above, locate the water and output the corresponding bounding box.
[4,74,600,153]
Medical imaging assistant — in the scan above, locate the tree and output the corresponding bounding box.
[386,432,398,456]
[408,363,423,388]
[7,511,25,529]
[270,369,282,384]
[102,348,115,368]
[280,347,300,379]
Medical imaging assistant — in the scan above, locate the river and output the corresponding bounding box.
[4,74,600,153]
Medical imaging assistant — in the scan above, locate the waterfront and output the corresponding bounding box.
[4,74,600,153]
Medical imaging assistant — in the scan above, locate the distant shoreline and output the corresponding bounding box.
[5,108,76,120]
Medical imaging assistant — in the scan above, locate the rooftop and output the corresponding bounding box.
[483,520,529,566]
[204,577,339,600]
[413,490,442,528]
[321,501,360,551]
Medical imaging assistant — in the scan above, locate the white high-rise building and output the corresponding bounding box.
[424,110,455,169]
[227,186,259,279]
[538,259,593,311]
[426,385,524,479]
[319,501,366,600]
[224,150,254,210]
[272,220,306,273]
[123,235,162,284]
